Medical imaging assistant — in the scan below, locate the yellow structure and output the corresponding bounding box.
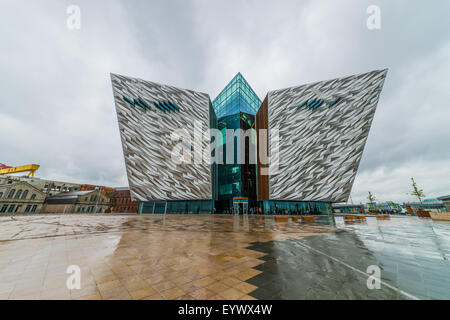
[0,164,40,177]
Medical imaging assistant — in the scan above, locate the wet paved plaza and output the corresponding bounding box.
[0,214,449,300]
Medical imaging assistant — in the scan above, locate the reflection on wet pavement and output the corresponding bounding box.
[0,214,448,300]
[0,215,332,300]
[247,230,401,300]
[335,216,450,299]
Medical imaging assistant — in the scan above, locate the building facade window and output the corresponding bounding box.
[31,205,37,213]
[30,194,36,200]
[258,201,332,216]
[21,190,28,199]
[1,205,8,213]
[7,189,16,198]
[25,205,32,213]
[15,190,23,199]
[0,192,3,198]
[8,205,15,213]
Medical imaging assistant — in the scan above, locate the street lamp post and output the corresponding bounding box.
[94,187,100,214]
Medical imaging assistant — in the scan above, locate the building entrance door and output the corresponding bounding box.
[233,199,248,215]
[140,201,167,214]
[241,202,248,215]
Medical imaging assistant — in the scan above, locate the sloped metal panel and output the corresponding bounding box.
[111,73,212,201]
[267,69,388,202]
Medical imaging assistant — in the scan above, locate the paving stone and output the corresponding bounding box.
[1,214,449,300]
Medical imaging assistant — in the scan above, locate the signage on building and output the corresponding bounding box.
[298,97,342,110]
[122,96,180,113]
[298,87,344,110]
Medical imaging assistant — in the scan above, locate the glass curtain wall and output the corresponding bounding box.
[259,201,332,216]
[140,200,213,214]
[212,73,261,212]
[212,73,261,118]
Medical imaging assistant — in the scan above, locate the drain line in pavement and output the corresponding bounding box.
[294,241,420,300]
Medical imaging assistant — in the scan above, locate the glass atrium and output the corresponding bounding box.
[212,73,261,213]
[212,72,262,118]
[138,73,332,216]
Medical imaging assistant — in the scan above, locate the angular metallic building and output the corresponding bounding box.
[111,73,214,213]
[256,69,388,214]
[111,69,388,215]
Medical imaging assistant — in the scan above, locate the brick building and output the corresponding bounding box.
[80,184,115,195]
[110,187,139,213]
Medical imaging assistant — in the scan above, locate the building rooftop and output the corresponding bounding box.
[47,190,94,199]
[212,73,262,118]
[115,187,129,191]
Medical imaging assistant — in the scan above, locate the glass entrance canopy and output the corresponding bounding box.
[212,73,262,118]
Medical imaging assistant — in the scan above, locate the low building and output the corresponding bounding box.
[0,181,46,213]
[404,199,446,212]
[378,202,401,210]
[44,190,110,214]
[332,203,364,214]
[81,184,116,195]
[0,176,82,196]
[27,178,82,196]
[438,196,450,212]
[110,187,139,213]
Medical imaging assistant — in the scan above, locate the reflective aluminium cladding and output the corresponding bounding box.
[212,73,262,118]
[257,69,388,203]
[111,73,212,201]
[111,69,388,209]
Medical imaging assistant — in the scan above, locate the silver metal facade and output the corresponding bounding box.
[111,73,212,201]
[267,69,388,202]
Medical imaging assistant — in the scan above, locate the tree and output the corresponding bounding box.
[367,191,376,210]
[410,178,425,204]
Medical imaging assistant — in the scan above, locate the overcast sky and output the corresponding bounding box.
[1,0,449,204]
